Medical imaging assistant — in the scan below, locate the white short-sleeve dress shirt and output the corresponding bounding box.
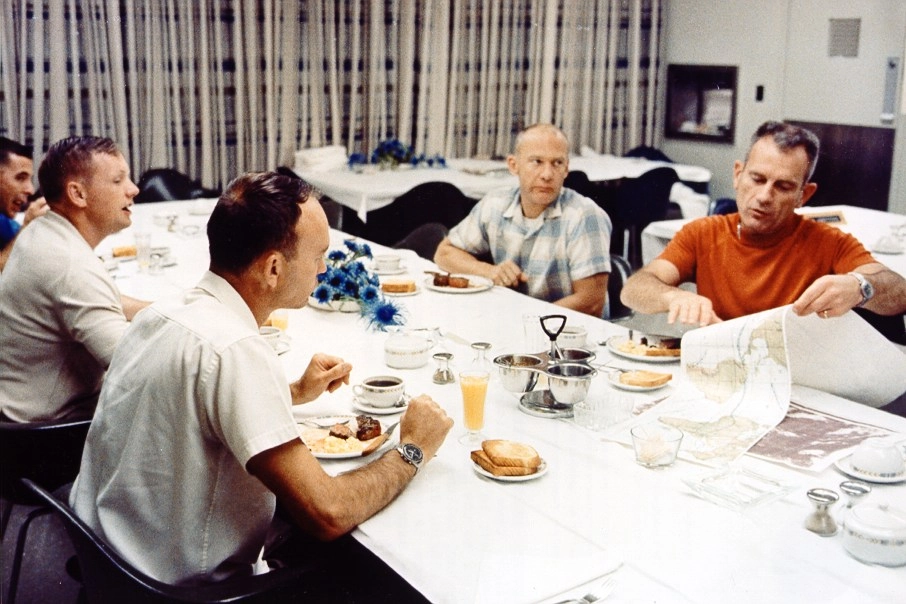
[0,211,128,421]
[70,272,300,585]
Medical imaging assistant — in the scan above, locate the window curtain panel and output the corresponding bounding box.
[0,0,663,189]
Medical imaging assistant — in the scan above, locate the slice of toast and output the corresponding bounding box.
[619,370,671,387]
[481,439,542,469]
[381,279,416,293]
[470,449,537,477]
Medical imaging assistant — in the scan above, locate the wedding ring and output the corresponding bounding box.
[822,310,829,319]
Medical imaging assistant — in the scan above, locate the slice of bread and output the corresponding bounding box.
[481,439,542,469]
[381,279,416,293]
[619,370,671,387]
[644,346,681,357]
[470,449,537,477]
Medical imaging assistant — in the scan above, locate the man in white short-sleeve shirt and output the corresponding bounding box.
[71,172,453,588]
[0,136,149,422]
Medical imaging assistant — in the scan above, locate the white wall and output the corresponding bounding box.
[659,0,906,214]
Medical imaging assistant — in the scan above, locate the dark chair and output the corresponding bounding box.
[853,307,906,346]
[623,146,673,163]
[135,168,220,203]
[19,478,323,604]
[1,418,91,603]
[358,182,477,248]
[393,222,449,260]
[605,253,633,321]
[609,167,680,270]
[564,171,598,202]
[708,197,738,215]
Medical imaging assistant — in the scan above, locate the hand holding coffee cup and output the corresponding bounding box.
[354,376,406,408]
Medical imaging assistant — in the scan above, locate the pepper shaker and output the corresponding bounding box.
[432,352,455,384]
[805,488,839,537]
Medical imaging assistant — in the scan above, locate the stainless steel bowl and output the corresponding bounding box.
[552,347,596,364]
[547,362,597,405]
[493,354,545,394]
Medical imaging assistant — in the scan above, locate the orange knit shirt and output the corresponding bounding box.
[659,213,875,320]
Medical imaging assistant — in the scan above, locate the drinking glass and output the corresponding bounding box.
[269,309,289,331]
[135,231,152,273]
[458,370,489,446]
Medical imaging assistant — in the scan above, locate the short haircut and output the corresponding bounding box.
[513,123,569,155]
[0,137,33,166]
[38,136,120,203]
[750,121,821,183]
[207,171,314,274]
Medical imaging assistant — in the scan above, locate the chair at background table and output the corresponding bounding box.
[623,145,673,163]
[609,167,680,270]
[19,479,322,604]
[1,418,91,603]
[135,168,220,203]
[605,253,634,321]
[708,197,738,215]
[354,182,478,254]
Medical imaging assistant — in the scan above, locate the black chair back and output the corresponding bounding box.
[605,253,633,321]
[21,479,321,604]
[623,146,673,163]
[708,197,738,215]
[610,167,679,269]
[359,182,477,247]
[136,169,220,203]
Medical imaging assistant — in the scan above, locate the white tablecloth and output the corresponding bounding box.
[641,205,906,279]
[104,201,906,603]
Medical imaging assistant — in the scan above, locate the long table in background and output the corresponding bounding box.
[641,204,906,279]
[101,201,905,603]
[296,154,712,224]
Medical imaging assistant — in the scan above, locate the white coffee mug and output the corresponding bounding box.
[374,254,402,272]
[557,325,588,349]
[259,326,282,351]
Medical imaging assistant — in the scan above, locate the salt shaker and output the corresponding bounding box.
[805,488,839,537]
[432,352,455,384]
[838,480,871,526]
[469,342,493,374]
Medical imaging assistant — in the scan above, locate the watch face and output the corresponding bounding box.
[402,443,424,464]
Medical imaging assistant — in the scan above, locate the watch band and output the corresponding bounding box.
[847,272,873,307]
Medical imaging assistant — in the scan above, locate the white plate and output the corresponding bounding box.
[423,274,493,294]
[605,336,680,364]
[298,415,397,459]
[382,284,421,297]
[472,460,548,482]
[607,371,671,392]
[373,265,407,276]
[352,396,408,415]
[834,454,906,484]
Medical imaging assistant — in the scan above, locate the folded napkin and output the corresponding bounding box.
[294,145,348,173]
[670,182,709,218]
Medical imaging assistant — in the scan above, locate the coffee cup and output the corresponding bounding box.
[850,437,905,480]
[557,325,588,349]
[374,254,402,272]
[259,326,282,350]
[353,376,406,408]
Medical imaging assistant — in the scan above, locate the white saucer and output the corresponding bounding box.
[273,340,291,355]
[373,266,407,276]
[352,396,408,415]
[834,454,906,484]
[472,460,548,482]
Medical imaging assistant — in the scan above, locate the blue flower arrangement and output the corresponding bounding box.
[311,240,406,331]
[347,139,446,170]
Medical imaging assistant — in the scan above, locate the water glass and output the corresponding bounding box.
[135,231,152,273]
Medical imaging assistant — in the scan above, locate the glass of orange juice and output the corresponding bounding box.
[268,309,289,331]
[458,370,489,446]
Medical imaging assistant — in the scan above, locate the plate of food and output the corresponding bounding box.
[469,439,547,482]
[298,415,397,459]
[423,272,493,294]
[380,279,421,297]
[605,335,680,363]
[608,369,672,392]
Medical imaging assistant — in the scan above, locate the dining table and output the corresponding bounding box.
[295,153,712,224]
[102,200,905,603]
[640,204,906,279]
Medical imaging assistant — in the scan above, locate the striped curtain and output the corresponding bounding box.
[0,0,663,190]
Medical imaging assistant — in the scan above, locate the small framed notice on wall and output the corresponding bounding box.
[802,210,847,225]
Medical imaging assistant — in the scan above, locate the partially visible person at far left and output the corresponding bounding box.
[0,135,150,423]
[0,136,48,271]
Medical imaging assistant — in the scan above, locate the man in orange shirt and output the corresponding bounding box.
[621,121,906,326]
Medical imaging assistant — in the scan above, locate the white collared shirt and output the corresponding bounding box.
[71,272,299,584]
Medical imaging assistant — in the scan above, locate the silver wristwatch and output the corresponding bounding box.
[396,443,424,473]
[848,272,874,307]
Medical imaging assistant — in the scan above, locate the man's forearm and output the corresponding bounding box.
[862,268,906,315]
[434,239,492,278]
[620,270,680,314]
